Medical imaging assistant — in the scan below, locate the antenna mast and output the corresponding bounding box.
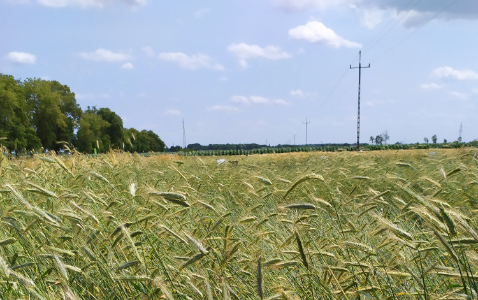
[182,119,186,149]
[350,51,370,150]
[303,118,310,146]
[458,122,463,142]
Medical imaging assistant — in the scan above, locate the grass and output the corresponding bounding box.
[0,148,478,299]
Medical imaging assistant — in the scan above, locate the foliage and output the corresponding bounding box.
[76,112,111,153]
[0,74,165,154]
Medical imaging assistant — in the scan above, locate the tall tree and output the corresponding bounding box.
[432,134,437,144]
[77,112,110,153]
[24,78,67,150]
[381,130,390,145]
[96,107,124,149]
[123,127,139,152]
[0,74,41,150]
[49,80,82,150]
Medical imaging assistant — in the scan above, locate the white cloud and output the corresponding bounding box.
[227,43,291,68]
[432,67,478,81]
[207,105,240,112]
[361,9,383,29]
[79,48,132,62]
[288,21,361,48]
[6,51,36,64]
[289,89,316,97]
[141,46,154,57]
[421,83,442,90]
[450,91,469,100]
[121,62,134,70]
[34,0,146,8]
[164,109,181,115]
[195,8,211,18]
[273,0,478,25]
[273,0,350,12]
[290,90,305,97]
[231,95,290,105]
[158,52,224,70]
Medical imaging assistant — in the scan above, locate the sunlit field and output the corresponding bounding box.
[1,148,478,299]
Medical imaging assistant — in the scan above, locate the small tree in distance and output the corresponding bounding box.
[382,130,390,145]
[424,137,429,145]
[432,134,437,144]
[370,136,375,145]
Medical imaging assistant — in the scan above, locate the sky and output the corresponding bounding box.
[1,0,478,147]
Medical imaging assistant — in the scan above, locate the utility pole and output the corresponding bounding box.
[303,118,310,146]
[182,119,186,149]
[458,122,463,142]
[350,51,370,150]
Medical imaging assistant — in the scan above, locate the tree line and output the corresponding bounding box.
[0,74,165,153]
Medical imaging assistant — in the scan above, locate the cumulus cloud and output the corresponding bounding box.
[227,43,291,68]
[34,0,146,8]
[121,62,134,70]
[450,91,469,100]
[207,105,240,112]
[141,46,154,57]
[231,95,290,106]
[432,67,478,81]
[79,48,132,62]
[6,51,36,64]
[289,89,316,97]
[421,83,442,90]
[164,109,181,115]
[288,21,361,48]
[158,52,224,70]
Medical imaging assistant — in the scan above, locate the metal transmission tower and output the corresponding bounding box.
[182,119,186,149]
[303,118,310,146]
[350,51,370,150]
[458,122,463,142]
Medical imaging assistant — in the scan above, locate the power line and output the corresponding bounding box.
[370,0,457,64]
[362,0,422,55]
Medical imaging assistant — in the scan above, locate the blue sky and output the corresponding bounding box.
[1,0,478,147]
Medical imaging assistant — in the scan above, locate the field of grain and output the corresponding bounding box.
[1,148,478,299]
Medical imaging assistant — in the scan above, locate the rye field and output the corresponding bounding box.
[1,148,478,299]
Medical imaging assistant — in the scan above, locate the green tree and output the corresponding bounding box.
[123,127,139,152]
[49,80,82,150]
[432,134,437,144]
[24,78,67,150]
[123,128,165,153]
[96,107,124,149]
[77,112,110,153]
[0,74,41,151]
